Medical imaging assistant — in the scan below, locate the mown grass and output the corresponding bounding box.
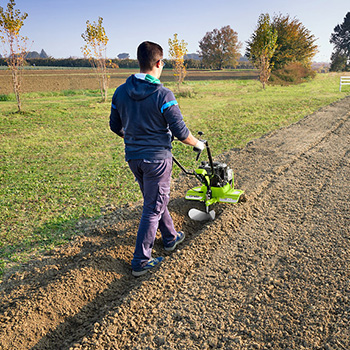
[0,73,349,278]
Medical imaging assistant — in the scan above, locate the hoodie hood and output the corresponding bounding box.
[125,74,162,101]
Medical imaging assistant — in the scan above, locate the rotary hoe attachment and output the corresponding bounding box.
[173,132,245,221]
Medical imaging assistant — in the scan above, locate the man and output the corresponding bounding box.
[110,41,205,276]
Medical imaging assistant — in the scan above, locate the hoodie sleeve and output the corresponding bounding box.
[109,95,125,138]
[161,91,190,141]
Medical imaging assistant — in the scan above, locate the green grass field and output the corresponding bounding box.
[0,72,349,277]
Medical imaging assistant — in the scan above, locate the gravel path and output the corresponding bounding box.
[1,96,349,350]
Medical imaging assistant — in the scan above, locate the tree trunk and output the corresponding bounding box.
[11,65,22,112]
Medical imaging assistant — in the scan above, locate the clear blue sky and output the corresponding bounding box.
[8,0,350,62]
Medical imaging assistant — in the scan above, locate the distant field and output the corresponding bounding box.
[0,68,258,94]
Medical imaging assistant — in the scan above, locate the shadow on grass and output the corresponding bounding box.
[0,216,94,279]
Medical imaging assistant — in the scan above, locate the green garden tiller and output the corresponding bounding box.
[173,132,245,221]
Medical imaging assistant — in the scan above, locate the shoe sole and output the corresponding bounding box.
[164,233,185,252]
[132,269,149,277]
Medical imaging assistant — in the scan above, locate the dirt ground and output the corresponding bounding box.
[0,69,131,94]
[0,69,258,94]
[0,96,349,350]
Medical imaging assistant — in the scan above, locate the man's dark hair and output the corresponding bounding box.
[137,41,163,71]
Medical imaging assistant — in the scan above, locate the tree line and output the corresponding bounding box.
[0,56,254,69]
[1,0,349,112]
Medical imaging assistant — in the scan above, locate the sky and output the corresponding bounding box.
[5,0,350,62]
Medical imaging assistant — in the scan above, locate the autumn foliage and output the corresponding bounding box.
[81,17,109,102]
[199,25,242,70]
[0,0,29,112]
[168,33,188,89]
[246,14,278,89]
[271,14,318,70]
[247,13,318,87]
[269,62,316,85]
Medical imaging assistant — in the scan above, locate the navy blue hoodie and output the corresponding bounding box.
[109,75,190,161]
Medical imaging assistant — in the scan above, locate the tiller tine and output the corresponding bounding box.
[188,208,216,221]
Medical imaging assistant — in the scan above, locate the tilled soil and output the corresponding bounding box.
[0,69,258,94]
[1,96,349,350]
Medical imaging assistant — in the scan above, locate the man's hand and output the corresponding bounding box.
[193,140,206,152]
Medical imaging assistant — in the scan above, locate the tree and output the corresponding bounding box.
[0,0,29,112]
[246,14,278,89]
[81,17,109,102]
[330,51,348,72]
[271,14,318,69]
[330,12,350,71]
[198,25,242,70]
[168,33,188,89]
